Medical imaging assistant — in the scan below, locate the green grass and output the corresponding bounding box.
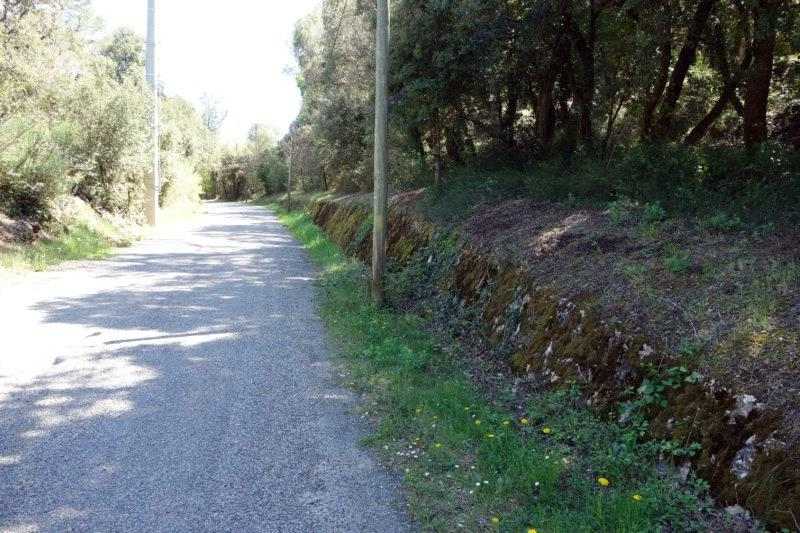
[0,223,118,272]
[271,204,714,532]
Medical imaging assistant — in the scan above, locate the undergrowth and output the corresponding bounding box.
[423,143,800,228]
[272,204,718,532]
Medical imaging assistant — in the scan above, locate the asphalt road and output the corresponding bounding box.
[0,203,411,533]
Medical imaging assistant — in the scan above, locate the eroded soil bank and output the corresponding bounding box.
[309,192,799,531]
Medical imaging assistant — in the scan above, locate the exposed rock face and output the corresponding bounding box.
[309,196,800,531]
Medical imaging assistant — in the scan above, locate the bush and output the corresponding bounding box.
[0,14,214,223]
[0,180,51,221]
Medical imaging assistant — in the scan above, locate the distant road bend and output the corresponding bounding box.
[0,202,411,532]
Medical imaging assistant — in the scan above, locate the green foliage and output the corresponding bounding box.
[275,206,712,532]
[642,202,667,224]
[0,224,115,271]
[606,197,638,225]
[289,0,799,197]
[663,244,693,274]
[702,211,744,233]
[619,366,704,460]
[0,5,215,222]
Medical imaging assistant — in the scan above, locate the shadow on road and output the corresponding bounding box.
[0,203,408,532]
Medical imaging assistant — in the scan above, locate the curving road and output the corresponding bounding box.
[0,203,411,533]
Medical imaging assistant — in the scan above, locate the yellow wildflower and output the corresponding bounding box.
[528,529,539,533]
[598,477,610,487]
[542,427,552,434]
[434,443,443,449]
[475,419,481,426]
[632,494,643,502]
[520,418,530,425]
[490,517,500,525]
[486,433,495,439]
[502,420,510,427]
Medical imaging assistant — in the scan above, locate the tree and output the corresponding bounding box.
[200,93,228,134]
[743,0,782,146]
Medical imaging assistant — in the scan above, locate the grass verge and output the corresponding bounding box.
[271,204,718,532]
[0,223,118,272]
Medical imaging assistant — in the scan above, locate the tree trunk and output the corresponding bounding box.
[537,88,556,148]
[603,94,625,154]
[685,24,753,145]
[536,36,567,149]
[743,0,779,147]
[562,0,597,147]
[445,126,463,163]
[652,0,716,140]
[427,124,445,188]
[641,5,672,139]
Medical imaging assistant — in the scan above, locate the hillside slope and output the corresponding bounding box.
[308,190,799,530]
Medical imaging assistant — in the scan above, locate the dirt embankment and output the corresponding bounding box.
[309,191,800,531]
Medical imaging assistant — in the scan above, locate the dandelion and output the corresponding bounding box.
[598,477,610,487]
[527,528,538,533]
[632,494,643,502]
[520,418,530,425]
[475,420,482,426]
[490,517,500,525]
[542,427,552,434]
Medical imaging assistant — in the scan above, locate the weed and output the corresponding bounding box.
[642,201,667,224]
[606,196,637,225]
[663,245,693,274]
[678,338,706,361]
[702,211,744,233]
[622,262,647,280]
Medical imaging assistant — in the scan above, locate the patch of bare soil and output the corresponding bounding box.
[459,198,800,448]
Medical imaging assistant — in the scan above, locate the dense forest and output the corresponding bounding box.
[254,0,800,224]
[0,0,217,224]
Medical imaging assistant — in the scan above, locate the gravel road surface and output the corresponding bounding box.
[0,203,411,533]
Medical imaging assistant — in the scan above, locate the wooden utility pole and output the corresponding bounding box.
[145,0,159,226]
[372,0,389,306]
[287,139,293,212]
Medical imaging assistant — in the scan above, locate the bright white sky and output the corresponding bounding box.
[90,0,321,145]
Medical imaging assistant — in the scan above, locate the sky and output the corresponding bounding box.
[90,0,321,144]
